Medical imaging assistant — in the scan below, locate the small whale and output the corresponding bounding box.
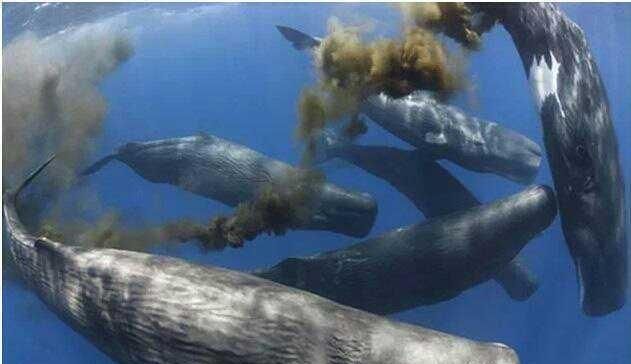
[82,134,377,238]
[4,156,521,364]
[480,3,627,316]
[276,25,543,184]
[255,184,557,314]
[315,135,540,301]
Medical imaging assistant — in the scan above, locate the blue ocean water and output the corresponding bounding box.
[2,3,630,363]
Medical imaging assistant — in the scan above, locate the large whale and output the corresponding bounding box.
[315,138,539,301]
[4,157,520,364]
[255,184,557,314]
[276,26,543,185]
[82,134,377,238]
[361,92,542,184]
[478,3,627,316]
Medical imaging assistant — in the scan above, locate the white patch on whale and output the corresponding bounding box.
[528,52,566,118]
[576,256,585,308]
[34,2,52,11]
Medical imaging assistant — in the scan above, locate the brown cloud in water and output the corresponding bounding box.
[296,17,463,161]
[296,82,360,160]
[37,168,327,251]
[3,23,133,189]
[37,213,222,252]
[3,21,134,230]
[316,23,458,99]
[2,21,140,263]
[400,2,482,51]
[3,20,325,255]
[190,168,326,249]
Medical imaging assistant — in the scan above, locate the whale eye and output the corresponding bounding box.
[575,144,590,167]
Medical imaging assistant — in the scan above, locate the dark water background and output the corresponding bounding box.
[3,3,630,363]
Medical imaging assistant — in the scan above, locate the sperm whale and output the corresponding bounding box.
[255,184,557,314]
[479,3,627,316]
[315,137,540,301]
[276,25,543,185]
[361,91,542,184]
[4,157,521,364]
[82,134,377,238]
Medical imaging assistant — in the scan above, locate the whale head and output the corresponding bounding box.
[306,183,377,238]
[542,94,627,316]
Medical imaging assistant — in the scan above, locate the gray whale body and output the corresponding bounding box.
[256,185,557,314]
[360,92,542,184]
[83,134,377,238]
[4,157,520,364]
[319,142,540,301]
[480,3,627,316]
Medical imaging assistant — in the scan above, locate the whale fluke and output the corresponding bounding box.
[276,25,321,50]
[80,154,118,176]
[10,154,56,203]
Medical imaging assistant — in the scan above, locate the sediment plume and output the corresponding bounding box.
[400,2,482,50]
[37,213,230,252]
[296,17,462,161]
[194,168,326,248]
[3,20,134,231]
[3,21,133,189]
[37,168,327,251]
[317,25,457,98]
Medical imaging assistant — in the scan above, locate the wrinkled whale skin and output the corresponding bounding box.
[482,3,627,316]
[361,92,542,184]
[84,135,377,238]
[256,185,557,314]
[323,144,539,301]
[4,161,519,364]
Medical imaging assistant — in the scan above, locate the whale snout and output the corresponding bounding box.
[559,162,627,316]
[488,342,520,364]
[306,184,377,238]
[573,235,627,316]
[481,343,519,364]
[486,125,543,184]
[510,185,557,230]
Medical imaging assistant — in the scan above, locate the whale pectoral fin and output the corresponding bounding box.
[80,154,118,176]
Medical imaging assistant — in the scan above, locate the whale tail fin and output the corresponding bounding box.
[3,155,56,249]
[276,25,321,50]
[80,154,118,176]
[8,154,56,206]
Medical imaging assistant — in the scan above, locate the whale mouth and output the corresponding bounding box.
[562,163,627,316]
[310,207,375,238]
[574,247,627,316]
[305,186,377,238]
[484,125,543,184]
[567,213,627,316]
